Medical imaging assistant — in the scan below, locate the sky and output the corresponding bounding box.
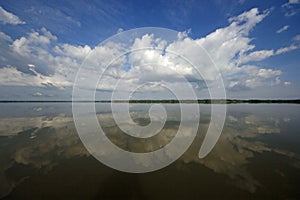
[0,0,299,100]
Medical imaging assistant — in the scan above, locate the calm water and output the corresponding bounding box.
[0,103,299,199]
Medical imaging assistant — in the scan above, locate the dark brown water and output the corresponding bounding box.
[0,103,299,199]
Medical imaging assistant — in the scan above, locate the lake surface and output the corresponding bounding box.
[0,103,299,199]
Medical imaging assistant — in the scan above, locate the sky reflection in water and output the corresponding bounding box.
[0,103,299,199]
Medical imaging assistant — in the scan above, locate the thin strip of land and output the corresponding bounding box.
[0,99,299,104]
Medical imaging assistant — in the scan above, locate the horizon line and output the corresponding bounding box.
[0,99,299,104]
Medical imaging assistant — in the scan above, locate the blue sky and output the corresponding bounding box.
[0,0,299,100]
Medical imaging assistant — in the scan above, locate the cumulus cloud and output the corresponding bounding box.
[0,27,92,90]
[0,66,71,88]
[276,25,289,33]
[11,28,57,57]
[165,8,291,90]
[54,44,91,59]
[0,8,298,99]
[0,6,25,25]
[257,68,282,78]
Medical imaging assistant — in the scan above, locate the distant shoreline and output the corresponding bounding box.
[0,99,299,104]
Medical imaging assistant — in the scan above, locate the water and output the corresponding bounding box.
[0,103,299,199]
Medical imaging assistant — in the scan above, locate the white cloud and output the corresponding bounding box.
[0,28,91,89]
[0,6,25,25]
[239,50,274,64]
[238,43,299,65]
[41,27,57,41]
[0,8,298,99]
[293,34,300,41]
[0,31,12,41]
[228,8,270,33]
[0,66,71,88]
[282,0,300,16]
[6,28,90,88]
[276,25,289,33]
[54,44,91,59]
[284,81,292,86]
[177,29,191,40]
[276,44,299,54]
[117,28,124,33]
[165,8,290,90]
[257,69,282,79]
[283,0,300,7]
[129,34,190,78]
[114,8,291,93]
[11,28,57,57]
[0,67,50,87]
[288,0,299,4]
[243,76,281,88]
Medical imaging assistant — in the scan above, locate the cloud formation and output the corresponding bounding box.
[0,6,25,25]
[0,8,298,99]
[293,34,300,41]
[276,25,289,33]
[282,0,300,16]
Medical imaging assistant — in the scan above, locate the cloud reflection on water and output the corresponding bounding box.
[0,104,299,197]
